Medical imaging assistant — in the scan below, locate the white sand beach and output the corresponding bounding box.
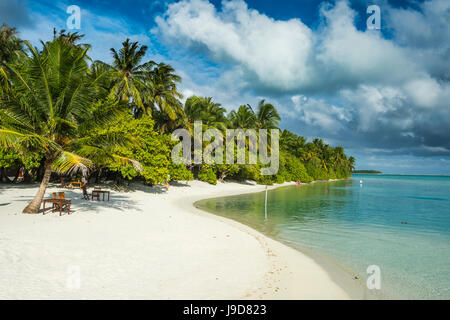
[0,181,363,299]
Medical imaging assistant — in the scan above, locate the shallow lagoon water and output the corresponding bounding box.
[196,174,450,299]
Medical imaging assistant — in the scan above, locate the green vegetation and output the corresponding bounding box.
[0,26,355,213]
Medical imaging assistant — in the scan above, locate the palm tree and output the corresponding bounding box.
[144,62,182,118]
[197,97,227,131]
[255,99,280,129]
[0,24,24,85]
[0,38,138,213]
[0,24,23,64]
[228,105,256,129]
[172,96,227,135]
[280,129,306,158]
[348,156,356,172]
[301,142,316,162]
[109,38,152,111]
[53,28,86,45]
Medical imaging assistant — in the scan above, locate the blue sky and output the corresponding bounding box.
[1,0,450,174]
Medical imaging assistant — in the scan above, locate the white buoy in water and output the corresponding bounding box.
[265,185,268,220]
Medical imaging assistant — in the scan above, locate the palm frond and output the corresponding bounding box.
[112,154,143,172]
[53,150,93,175]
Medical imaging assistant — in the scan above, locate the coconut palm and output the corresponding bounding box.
[255,99,280,129]
[280,129,306,158]
[228,105,256,129]
[348,156,356,171]
[171,96,227,135]
[109,38,152,110]
[53,28,86,46]
[0,24,24,65]
[144,62,182,118]
[0,38,139,213]
[197,97,227,131]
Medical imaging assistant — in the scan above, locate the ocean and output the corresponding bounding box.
[196,174,450,299]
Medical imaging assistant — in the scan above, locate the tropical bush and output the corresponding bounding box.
[198,165,217,185]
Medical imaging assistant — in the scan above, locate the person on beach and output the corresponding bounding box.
[165,174,170,191]
[81,176,89,200]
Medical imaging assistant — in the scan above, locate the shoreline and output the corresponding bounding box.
[0,179,363,299]
[189,180,365,300]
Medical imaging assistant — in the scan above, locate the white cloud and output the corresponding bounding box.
[154,0,428,93]
[315,1,419,87]
[154,0,315,91]
[290,95,351,133]
[153,0,450,158]
[403,77,442,108]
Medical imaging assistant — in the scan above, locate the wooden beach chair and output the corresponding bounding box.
[91,188,100,201]
[58,192,70,212]
[51,192,59,211]
[44,192,71,215]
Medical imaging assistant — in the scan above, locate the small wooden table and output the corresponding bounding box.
[91,190,110,201]
[69,181,82,189]
[43,199,71,216]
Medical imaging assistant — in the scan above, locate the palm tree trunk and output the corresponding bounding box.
[22,157,53,214]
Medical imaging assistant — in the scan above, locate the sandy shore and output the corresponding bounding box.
[0,180,363,299]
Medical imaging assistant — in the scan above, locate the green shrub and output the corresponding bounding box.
[198,165,217,185]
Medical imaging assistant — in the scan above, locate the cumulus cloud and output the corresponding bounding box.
[154,0,450,159]
[386,0,450,81]
[290,95,351,133]
[154,0,315,92]
[154,0,424,93]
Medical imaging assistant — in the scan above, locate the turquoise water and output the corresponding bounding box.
[196,175,450,299]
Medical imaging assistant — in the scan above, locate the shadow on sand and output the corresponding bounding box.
[1,180,193,215]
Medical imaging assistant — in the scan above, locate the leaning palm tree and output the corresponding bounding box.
[0,38,139,213]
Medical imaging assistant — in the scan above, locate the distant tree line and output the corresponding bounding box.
[352,170,381,174]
